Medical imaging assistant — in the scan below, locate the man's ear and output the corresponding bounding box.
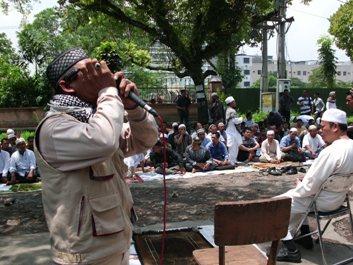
[58,80,75,94]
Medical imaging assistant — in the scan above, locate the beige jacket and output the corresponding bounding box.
[34,87,158,264]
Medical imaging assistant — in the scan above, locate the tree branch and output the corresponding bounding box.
[70,0,159,37]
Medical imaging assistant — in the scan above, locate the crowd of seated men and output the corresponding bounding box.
[145,110,328,174]
[0,129,39,185]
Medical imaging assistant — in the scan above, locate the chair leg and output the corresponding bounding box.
[346,196,353,234]
[267,240,279,265]
[314,204,328,265]
[219,245,225,265]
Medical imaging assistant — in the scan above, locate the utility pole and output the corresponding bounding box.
[277,0,286,79]
[261,23,269,93]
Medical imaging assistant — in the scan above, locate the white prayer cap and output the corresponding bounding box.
[289,127,298,133]
[15,137,26,145]
[218,122,225,126]
[225,96,235,104]
[178,124,186,129]
[6,129,14,135]
[308,125,317,131]
[329,91,336,96]
[7,133,16,139]
[266,130,275,135]
[211,92,218,97]
[197,128,205,134]
[172,122,178,127]
[322,108,347,125]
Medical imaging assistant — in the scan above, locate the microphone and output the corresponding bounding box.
[114,76,159,117]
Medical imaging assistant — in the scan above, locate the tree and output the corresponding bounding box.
[329,0,353,61]
[251,73,277,88]
[307,67,326,88]
[64,0,276,123]
[317,36,337,89]
[216,50,243,91]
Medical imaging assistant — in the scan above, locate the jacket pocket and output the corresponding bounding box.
[88,194,125,236]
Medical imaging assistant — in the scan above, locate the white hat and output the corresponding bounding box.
[225,96,235,104]
[322,109,347,125]
[266,130,275,135]
[308,125,317,131]
[7,134,16,139]
[289,127,298,133]
[211,92,218,97]
[178,124,186,129]
[329,91,336,96]
[197,128,205,134]
[172,122,178,127]
[15,137,26,145]
[6,129,14,135]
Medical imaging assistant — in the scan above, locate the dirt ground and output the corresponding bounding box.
[0,168,352,242]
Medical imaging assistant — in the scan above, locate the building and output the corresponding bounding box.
[236,54,353,88]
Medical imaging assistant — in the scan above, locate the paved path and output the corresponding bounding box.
[1,219,352,265]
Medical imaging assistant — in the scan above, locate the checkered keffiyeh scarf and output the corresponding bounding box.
[47,94,95,123]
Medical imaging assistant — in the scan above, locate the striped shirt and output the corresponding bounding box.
[297,96,313,115]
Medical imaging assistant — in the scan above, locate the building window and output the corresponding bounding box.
[243,57,250,64]
[244,70,250,75]
[258,70,261,75]
[244,81,250,87]
[297,71,301,75]
[303,71,306,76]
[337,71,341,76]
[343,71,347,76]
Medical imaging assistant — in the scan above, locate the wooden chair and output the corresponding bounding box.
[193,197,291,265]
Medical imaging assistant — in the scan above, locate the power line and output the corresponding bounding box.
[290,8,329,20]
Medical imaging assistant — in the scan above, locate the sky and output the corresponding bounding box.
[0,0,351,62]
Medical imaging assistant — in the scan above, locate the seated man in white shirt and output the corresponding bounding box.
[8,138,37,184]
[0,139,10,183]
[276,109,353,263]
[259,130,281,163]
[302,125,326,159]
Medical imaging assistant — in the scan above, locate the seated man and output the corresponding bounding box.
[184,137,214,172]
[0,139,10,183]
[8,138,37,184]
[237,127,260,162]
[4,135,16,155]
[174,124,192,157]
[302,125,326,159]
[259,130,281,163]
[293,118,307,140]
[207,124,225,142]
[197,128,211,148]
[149,140,185,174]
[217,122,227,145]
[206,132,230,167]
[280,128,306,162]
[167,122,179,149]
[276,109,353,263]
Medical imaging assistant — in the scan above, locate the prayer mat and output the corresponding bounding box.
[133,228,213,265]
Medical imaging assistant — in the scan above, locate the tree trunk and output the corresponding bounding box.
[191,75,209,124]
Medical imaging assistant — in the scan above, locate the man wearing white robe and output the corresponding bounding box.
[224,96,243,165]
[276,108,353,263]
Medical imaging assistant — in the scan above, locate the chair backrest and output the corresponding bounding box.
[214,197,291,246]
[322,173,353,193]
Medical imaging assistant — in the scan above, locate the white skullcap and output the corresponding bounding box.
[329,91,336,96]
[211,92,218,97]
[322,108,347,125]
[7,134,16,139]
[6,129,14,135]
[225,96,235,104]
[178,124,186,129]
[218,122,225,126]
[289,127,298,133]
[266,130,275,135]
[172,122,178,127]
[15,137,26,145]
[308,125,317,131]
[197,128,205,134]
